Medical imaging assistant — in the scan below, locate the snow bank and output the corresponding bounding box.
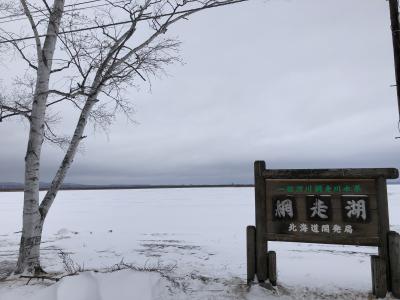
[1,270,176,300]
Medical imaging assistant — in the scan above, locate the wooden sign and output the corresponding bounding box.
[266,179,379,246]
[246,161,400,298]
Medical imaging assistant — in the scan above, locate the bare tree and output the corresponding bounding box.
[0,0,246,275]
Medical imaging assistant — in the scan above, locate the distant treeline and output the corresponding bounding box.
[2,181,398,192]
[0,183,253,192]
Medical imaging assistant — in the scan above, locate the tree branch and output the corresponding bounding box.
[20,0,43,57]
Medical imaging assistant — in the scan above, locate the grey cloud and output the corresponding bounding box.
[1,0,399,185]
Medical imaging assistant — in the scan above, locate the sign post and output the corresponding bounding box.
[247,161,400,298]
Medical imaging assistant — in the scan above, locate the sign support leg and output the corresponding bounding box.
[388,231,400,298]
[268,251,277,286]
[376,177,391,294]
[254,161,268,282]
[371,255,388,298]
[247,225,256,284]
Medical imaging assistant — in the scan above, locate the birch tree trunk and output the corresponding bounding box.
[16,0,65,274]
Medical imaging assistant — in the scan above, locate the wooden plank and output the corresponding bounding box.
[266,207,380,223]
[265,233,380,246]
[376,177,391,292]
[266,179,377,196]
[264,190,380,246]
[268,251,277,286]
[262,168,399,180]
[266,195,378,211]
[265,226,380,246]
[254,161,268,282]
[371,255,388,298]
[266,205,380,226]
[388,231,400,298]
[246,225,256,284]
[266,212,380,236]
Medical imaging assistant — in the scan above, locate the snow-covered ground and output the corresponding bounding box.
[0,186,399,299]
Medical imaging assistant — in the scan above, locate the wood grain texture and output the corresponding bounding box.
[265,233,380,246]
[262,169,398,180]
[265,180,380,246]
[388,231,400,298]
[371,255,388,298]
[376,177,391,292]
[254,161,268,281]
[266,179,377,196]
[246,226,256,284]
[268,251,277,286]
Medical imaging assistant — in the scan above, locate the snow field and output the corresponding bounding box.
[0,186,399,299]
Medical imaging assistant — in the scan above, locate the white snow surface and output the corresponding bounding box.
[1,270,175,300]
[0,186,399,299]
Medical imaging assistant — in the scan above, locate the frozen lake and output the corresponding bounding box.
[0,186,399,299]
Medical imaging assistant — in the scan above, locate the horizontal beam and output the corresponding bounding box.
[262,168,399,180]
[265,233,380,247]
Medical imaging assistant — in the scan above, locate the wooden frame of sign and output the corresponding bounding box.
[246,161,400,298]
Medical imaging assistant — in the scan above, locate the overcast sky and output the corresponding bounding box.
[1,0,399,185]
